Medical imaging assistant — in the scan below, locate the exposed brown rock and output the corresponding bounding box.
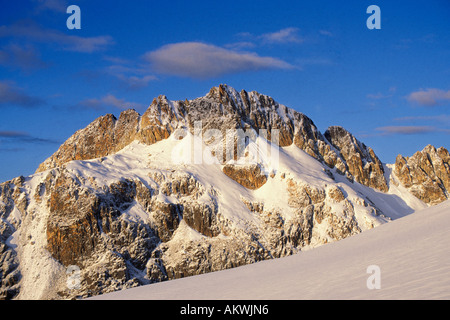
[286,179,326,207]
[324,126,388,192]
[148,200,181,242]
[114,109,141,151]
[37,113,118,173]
[182,201,219,237]
[394,145,449,205]
[222,164,268,190]
[46,171,101,266]
[327,185,346,202]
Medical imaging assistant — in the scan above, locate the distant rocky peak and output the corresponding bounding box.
[325,126,369,159]
[394,144,450,205]
[324,126,388,192]
[207,84,241,104]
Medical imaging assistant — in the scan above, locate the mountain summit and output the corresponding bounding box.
[1,85,449,299]
[37,84,389,192]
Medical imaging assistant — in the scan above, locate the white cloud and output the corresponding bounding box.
[143,42,294,79]
[406,88,450,106]
[259,27,303,44]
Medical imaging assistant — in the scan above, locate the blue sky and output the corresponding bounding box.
[0,0,449,182]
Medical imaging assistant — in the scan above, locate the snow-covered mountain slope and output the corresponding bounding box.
[0,135,427,300]
[0,85,448,300]
[92,199,450,300]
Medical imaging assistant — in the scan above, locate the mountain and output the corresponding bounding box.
[0,84,448,300]
[91,199,450,300]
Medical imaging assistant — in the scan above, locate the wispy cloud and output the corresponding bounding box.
[373,114,450,137]
[32,0,68,13]
[0,131,30,138]
[224,41,256,51]
[0,21,114,53]
[319,30,333,37]
[102,56,157,90]
[367,87,397,100]
[406,88,450,106]
[78,94,145,111]
[394,114,450,124]
[0,80,44,107]
[114,74,157,90]
[235,27,304,46]
[143,42,294,79]
[259,27,303,44]
[0,130,59,144]
[375,126,438,135]
[0,43,48,72]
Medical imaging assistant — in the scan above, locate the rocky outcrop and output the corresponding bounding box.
[182,200,220,237]
[15,167,225,298]
[46,171,101,266]
[137,96,182,145]
[36,110,141,173]
[394,145,449,205]
[222,164,268,190]
[0,177,29,300]
[324,126,388,192]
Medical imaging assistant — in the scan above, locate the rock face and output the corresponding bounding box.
[0,84,446,300]
[222,164,268,190]
[37,110,141,173]
[6,162,380,299]
[324,126,388,192]
[394,145,450,205]
[0,180,22,299]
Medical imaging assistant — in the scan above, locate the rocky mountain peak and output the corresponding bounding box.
[207,84,242,107]
[394,144,450,205]
[324,126,388,192]
[2,84,450,300]
[35,85,391,194]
